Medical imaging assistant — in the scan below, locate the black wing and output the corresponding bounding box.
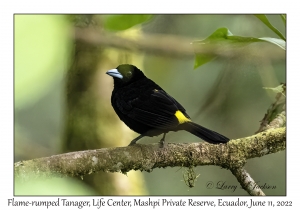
[117,89,190,130]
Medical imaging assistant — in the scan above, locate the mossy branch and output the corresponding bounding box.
[15,127,285,188]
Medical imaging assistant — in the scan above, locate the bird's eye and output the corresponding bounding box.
[126,71,132,77]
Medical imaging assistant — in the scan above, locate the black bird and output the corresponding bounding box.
[106,64,229,146]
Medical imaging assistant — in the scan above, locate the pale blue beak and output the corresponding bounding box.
[106,69,123,79]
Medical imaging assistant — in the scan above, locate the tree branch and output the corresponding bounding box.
[230,167,265,196]
[256,84,286,133]
[74,28,285,60]
[15,127,286,184]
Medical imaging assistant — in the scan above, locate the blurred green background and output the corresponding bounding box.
[14,14,286,195]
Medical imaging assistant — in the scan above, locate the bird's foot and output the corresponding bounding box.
[128,141,136,146]
[159,133,166,148]
[128,134,144,146]
[159,140,164,148]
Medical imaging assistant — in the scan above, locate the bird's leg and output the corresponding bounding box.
[128,135,144,146]
[159,133,166,148]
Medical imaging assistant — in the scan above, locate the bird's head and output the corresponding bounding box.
[106,64,145,86]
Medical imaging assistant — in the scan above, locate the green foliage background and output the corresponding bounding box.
[14,14,286,195]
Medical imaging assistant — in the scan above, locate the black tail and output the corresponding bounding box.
[181,122,229,144]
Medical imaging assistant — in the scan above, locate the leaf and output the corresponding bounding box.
[192,28,262,69]
[254,15,286,41]
[193,28,236,68]
[102,15,153,31]
[280,14,286,26]
[263,84,286,97]
[258,37,286,50]
[192,27,286,69]
[193,54,216,69]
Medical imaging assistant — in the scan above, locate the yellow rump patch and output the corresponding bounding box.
[175,110,191,124]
